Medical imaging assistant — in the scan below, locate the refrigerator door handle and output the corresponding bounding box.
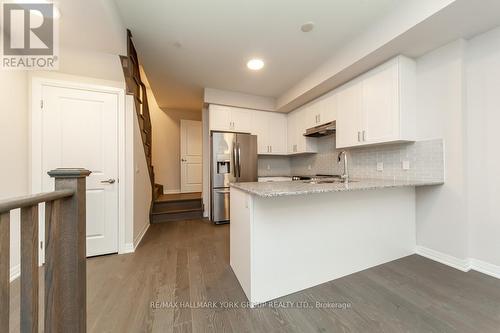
[232,143,238,177]
[237,143,242,179]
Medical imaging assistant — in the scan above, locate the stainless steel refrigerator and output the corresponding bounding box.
[210,132,257,224]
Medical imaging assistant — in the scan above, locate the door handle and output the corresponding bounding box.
[181,158,187,162]
[101,179,116,184]
[237,143,242,178]
[232,144,238,177]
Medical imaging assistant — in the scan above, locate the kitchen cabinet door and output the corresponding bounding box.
[295,108,317,153]
[287,111,298,153]
[267,112,287,154]
[231,107,252,133]
[304,102,320,128]
[209,105,232,131]
[251,111,269,154]
[336,80,363,149]
[362,59,399,144]
[320,92,337,124]
[253,111,287,155]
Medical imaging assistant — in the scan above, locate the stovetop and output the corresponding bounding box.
[291,174,339,181]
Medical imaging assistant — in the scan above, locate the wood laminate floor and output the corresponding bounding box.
[9,219,500,332]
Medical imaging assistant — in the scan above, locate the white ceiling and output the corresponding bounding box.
[113,0,401,111]
[57,0,126,55]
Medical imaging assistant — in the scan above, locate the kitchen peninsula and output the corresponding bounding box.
[229,178,443,306]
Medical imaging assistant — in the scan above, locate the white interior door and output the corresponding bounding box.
[180,120,202,193]
[41,85,119,257]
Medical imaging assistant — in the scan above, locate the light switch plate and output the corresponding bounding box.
[267,164,271,170]
[402,160,410,170]
[376,162,384,171]
[308,165,312,170]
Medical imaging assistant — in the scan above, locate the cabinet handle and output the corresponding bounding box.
[363,130,366,141]
[270,146,272,153]
[358,131,361,142]
[317,114,320,123]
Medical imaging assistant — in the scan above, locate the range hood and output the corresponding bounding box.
[304,121,336,137]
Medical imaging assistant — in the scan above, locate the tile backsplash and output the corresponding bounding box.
[258,136,445,182]
[258,155,291,176]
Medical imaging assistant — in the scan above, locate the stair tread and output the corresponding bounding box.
[155,192,201,203]
[151,207,202,215]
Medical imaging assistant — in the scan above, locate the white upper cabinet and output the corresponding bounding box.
[209,104,252,133]
[251,111,287,155]
[336,56,416,149]
[287,108,317,154]
[319,92,337,124]
[336,80,363,148]
[300,91,338,128]
[230,107,253,133]
[209,105,232,131]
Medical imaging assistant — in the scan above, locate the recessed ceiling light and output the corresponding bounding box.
[301,22,315,33]
[247,58,264,71]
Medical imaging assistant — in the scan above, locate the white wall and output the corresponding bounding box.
[415,40,469,260]
[0,71,29,280]
[132,103,152,246]
[465,26,500,267]
[149,88,202,193]
[415,28,500,274]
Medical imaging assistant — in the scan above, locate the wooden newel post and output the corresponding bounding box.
[46,168,91,333]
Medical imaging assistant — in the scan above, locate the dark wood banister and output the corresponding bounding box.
[0,168,90,333]
[119,29,160,205]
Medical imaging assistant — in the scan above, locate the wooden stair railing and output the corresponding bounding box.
[0,168,90,333]
[119,30,159,204]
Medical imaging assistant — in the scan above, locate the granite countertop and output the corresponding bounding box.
[230,178,444,198]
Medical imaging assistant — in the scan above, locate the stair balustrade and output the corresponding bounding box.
[0,168,90,333]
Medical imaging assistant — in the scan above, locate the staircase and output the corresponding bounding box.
[151,193,203,223]
[120,30,204,222]
[120,29,164,210]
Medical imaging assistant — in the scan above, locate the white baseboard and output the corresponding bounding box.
[120,243,135,254]
[10,264,20,282]
[416,246,500,279]
[133,222,150,250]
[164,189,180,194]
[416,246,471,271]
[120,222,150,254]
[470,258,500,279]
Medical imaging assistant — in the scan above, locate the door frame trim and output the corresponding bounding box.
[31,77,126,261]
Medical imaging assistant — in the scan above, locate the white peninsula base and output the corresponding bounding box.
[230,186,416,306]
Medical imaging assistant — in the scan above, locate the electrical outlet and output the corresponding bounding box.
[267,164,271,170]
[402,160,410,170]
[308,165,312,170]
[376,162,384,171]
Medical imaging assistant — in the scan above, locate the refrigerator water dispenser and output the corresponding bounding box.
[217,161,230,174]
